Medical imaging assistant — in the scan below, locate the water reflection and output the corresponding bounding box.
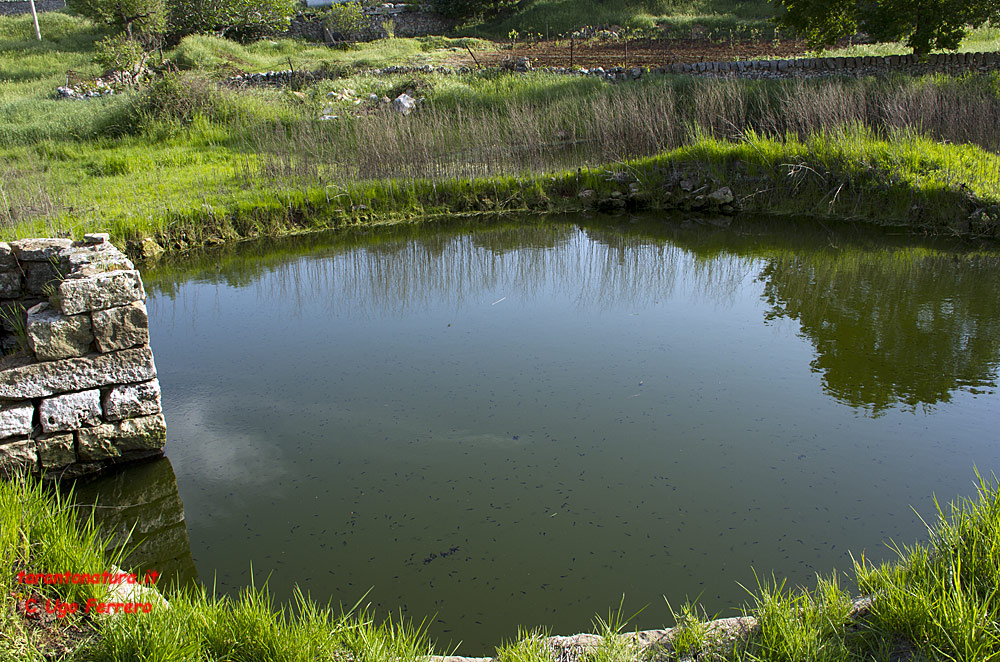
[73,458,198,590]
[757,251,1000,415]
[139,214,1000,652]
[145,215,1000,415]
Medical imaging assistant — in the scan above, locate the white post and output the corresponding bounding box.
[29,0,42,41]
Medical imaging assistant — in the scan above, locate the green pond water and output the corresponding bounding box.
[76,213,1000,654]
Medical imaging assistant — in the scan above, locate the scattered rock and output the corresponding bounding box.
[708,186,735,205]
[391,93,417,115]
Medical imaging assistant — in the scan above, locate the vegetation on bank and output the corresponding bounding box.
[7,468,1000,661]
[2,13,999,253]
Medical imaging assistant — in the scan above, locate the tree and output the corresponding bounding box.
[774,0,999,55]
[167,0,300,43]
[66,0,167,38]
[431,0,518,22]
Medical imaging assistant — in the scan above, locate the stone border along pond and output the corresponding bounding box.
[0,235,165,480]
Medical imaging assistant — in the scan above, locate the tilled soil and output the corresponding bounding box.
[462,38,813,69]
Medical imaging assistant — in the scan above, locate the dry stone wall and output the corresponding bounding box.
[0,234,165,480]
[0,0,66,16]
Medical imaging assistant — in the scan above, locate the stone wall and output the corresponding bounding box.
[0,0,66,16]
[0,234,165,480]
[289,4,456,43]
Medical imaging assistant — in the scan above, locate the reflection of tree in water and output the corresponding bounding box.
[758,250,1000,415]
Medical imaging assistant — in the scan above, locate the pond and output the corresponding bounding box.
[75,213,1000,654]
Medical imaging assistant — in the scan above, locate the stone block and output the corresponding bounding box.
[39,389,102,433]
[77,413,166,461]
[92,301,148,353]
[60,244,133,277]
[0,242,14,270]
[37,432,76,468]
[0,346,156,399]
[0,271,20,298]
[24,261,61,296]
[10,238,72,262]
[59,270,144,315]
[27,302,93,361]
[102,379,161,422]
[0,438,37,476]
[0,401,33,440]
[84,233,110,245]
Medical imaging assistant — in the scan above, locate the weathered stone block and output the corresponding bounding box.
[60,244,133,277]
[0,438,38,476]
[0,401,33,440]
[0,271,21,298]
[24,261,61,296]
[92,301,148,353]
[0,346,156,399]
[102,379,161,422]
[27,302,94,361]
[84,233,110,245]
[59,270,144,315]
[0,242,14,270]
[77,413,166,461]
[37,432,76,468]
[39,389,102,433]
[10,238,72,262]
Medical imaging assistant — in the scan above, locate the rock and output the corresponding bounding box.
[679,178,697,192]
[27,302,94,361]
[578,189,595,200]
[77,413,166,461]
[60,244,133,276]
[0,272,21,298]
[515,56,532,72]
[24,261,62,296]
[139,238,165,260]
[9,238,72,261]
[708,186,735,204]
[0,401,33,440]
[391,93,416,115]
[58,270,145,315]
[0,346,156,399]
[0,243,14,270]
[39,389,102,433]
[0,438,37,476]
[92,301,149,353]
[630,66,643,79]
[102,379,162,422]
[36,433,76,469]
[84,233,110,245]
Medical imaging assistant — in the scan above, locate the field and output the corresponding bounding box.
[465,37,812,69]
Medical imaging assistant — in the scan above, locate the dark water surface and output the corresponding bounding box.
[79,214,1000,654]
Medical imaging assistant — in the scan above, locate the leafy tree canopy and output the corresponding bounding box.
[168,0,300,42]
[774,0,1000,55]
[66,0,167,38]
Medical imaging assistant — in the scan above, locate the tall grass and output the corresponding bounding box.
[0,474,116,661]
[239,72,1000,189]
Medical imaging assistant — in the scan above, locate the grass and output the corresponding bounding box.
[1,14,999,248]
[13,469,1000,661]
[467,0,776,41]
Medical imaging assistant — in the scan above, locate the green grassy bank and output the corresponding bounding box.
[7,469,1000,661]
[2,13,1000,254]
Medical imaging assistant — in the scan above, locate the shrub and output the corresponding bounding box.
[66,0,167,38]
[167,0,300,43]
[325,1,367,41]
[94,32,150,73]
